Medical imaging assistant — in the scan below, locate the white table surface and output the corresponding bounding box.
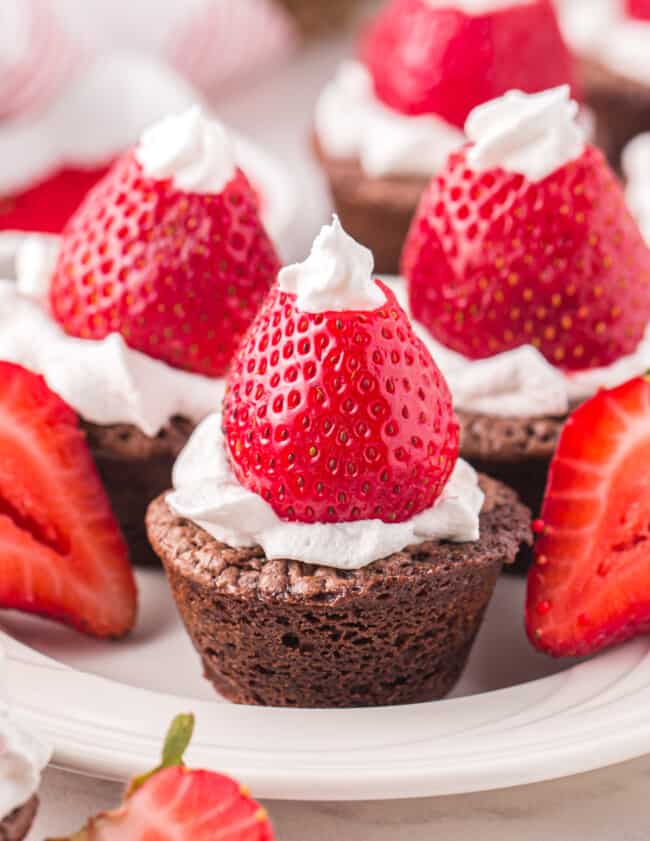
[29,758,650,840]
[17,30,650,841]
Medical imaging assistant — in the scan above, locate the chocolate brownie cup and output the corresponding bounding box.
[0,797,38,841]
[82,416,194,566]
[579,56,650,169]
[457,411,564,571]
[313,136,427,275]
[147,475,531,708]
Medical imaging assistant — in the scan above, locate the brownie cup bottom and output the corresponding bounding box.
[313,136,427,275]
[83,416,194,566]
[146,475,531,708]
[458,410,565,572]
[0,796,38,841]
[580,56,650,170]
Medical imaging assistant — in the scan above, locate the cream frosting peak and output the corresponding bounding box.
[314,61,464,178]
[465,86,585,181]
[167,413,483,569]
[278,217,385,313]
[135,105,237,194]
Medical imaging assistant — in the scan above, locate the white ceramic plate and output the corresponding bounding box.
[3,568,650,801]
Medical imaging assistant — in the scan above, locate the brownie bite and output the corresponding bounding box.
[82,417,194,566]
[148,475,531,707]
[580,56,650,169]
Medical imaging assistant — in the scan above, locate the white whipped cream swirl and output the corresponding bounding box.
[167,414,483,570]
[558,0,650,85]
[0,646,51,820]
[135,106,237,194]
[623,133,650,246]
[315,62,465,178]
[0,238,224,436]
[466,86,585,182]
[278,216,385,312]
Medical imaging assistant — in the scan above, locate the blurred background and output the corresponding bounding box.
[0,0,383,266]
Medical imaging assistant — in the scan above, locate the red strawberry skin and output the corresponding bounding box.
[0,164,112,234]
[360,0,578,127]
[527,375,650,657]
[72,767,273,841]
[50,152,281,378]
[0,362,136,638]
[403,145,650,371]
[223,281,459,525]
[626,0,650,20]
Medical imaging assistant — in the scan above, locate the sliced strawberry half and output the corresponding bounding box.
[527,374,650,657]
[51,714,274,841]
[0,362,136,638]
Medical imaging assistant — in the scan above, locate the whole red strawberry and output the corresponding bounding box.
[0,362,136,638]
[223,224,459,525]
[360,0,578,128]
[50,714,274,841]
[626,0,650,20]
[527,374,650,657]
[403,142,650,371]
[49,129,280,378]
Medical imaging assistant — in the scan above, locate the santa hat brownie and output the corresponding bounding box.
[147,218,532,707]
[401,85,650,566]
[0,107,280,566]
[313,0,580,274]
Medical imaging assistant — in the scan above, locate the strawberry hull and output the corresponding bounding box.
[147,476,531,708]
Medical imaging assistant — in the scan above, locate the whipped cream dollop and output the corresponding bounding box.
[167,414,483,570]
[384,279,650,417]
[0,240,224,436]
[135,105,237,194]
[623,133,650,246]
[466,86,585,182]
[0,647,51,820]
[278,216,385,312]
[315,61,465,178]
[558,0,650,85]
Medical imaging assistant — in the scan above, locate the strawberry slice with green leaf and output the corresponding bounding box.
[527,373,650,656]
[50,714,274,841]
[0,361,136,638]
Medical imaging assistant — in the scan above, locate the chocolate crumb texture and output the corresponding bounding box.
[147,474,532,708]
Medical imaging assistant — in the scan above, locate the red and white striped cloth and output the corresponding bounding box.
[0,0,298,122]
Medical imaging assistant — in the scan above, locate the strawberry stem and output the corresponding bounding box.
[128,713,195,796]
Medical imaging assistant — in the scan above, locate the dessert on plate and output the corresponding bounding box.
[0,106,280,565]
[556,0,650,167]
[623,132,650,244]
[147,218,531,708]
[401,85,650,566]
[314,0,578,273]
[0,645,51,841]
[0,362,137,637]
[52,713,274,841]
[527,372,650,657]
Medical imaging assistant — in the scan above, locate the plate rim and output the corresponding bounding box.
[6,628,650,801]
